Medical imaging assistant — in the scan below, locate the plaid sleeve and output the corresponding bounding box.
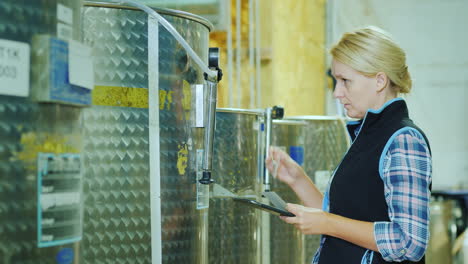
[374,128,432,262]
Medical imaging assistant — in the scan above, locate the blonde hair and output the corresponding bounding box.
[330,26,412,94]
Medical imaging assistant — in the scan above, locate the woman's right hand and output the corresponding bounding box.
[265,146,305,186]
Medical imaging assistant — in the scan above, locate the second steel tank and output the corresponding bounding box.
[209,108,264,264]
[286,116,349,262]
[269,119,308,264]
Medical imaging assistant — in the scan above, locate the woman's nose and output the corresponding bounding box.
[333,84,343,99]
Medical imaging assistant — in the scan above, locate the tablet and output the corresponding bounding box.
[233,198,295,217]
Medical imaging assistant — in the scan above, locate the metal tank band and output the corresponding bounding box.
[216,107,266,115]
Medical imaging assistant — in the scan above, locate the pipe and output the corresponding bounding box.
[199,48,222,185]
[249,0,255,108]
[236,0,241,108]
[263,106,284,190]
[263,108,273,190]
[105,0,222,184]
[227,0,234,107]
[110,0,218,79]
[255,0,261,108]
[200,79,218,184]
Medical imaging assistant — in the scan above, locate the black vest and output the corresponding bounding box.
[318,99,430,264]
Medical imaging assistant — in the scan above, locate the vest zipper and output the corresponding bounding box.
[317,112,370,262]
[361,249,374,264]
[325,111,369,207]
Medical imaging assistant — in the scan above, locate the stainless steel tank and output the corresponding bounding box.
[0,0,83,43]
[269,119,308,264]
[0,1,84,263]
[81,2,212,263]
[209,108,264,264]
[287,116,349,262]
[426,198,455,264]
[0,103,83,264]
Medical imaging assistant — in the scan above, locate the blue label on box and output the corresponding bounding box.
[289,146,304,166]
[56,248,74,264]
[49,38,91,105]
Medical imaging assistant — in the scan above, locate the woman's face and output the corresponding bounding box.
[331,59,381,119]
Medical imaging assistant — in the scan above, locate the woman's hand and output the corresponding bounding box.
[281,204,379,252]
[280,203,329,235]
[265,146,305,186]
[266,146,323,208]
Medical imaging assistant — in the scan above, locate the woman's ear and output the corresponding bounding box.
[375,72,389,92]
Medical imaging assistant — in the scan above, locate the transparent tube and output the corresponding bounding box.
[111,0,218,78]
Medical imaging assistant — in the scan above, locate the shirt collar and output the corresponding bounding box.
[346,97,405,137]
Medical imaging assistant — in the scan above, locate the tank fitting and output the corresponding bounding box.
[263,105,284,190]
[200,48,222,184]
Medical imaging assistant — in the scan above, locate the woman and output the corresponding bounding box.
[266,26,432,263]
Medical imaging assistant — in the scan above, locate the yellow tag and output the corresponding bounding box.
[92,86,149,108]
[182,80,192,120]
[93,85,176,111]
[177,143,188,175]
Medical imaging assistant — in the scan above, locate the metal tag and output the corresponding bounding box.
[0,39,30,97]
[193,84,204,128]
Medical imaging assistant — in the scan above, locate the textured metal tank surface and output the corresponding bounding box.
[0,1,84,264]
[0,97,84,264]
[0,0,82,42]
[82,2,211,263]
[426,199,454,264]
[285,116,348,262]
[269,120,307,264]
[209,109,263,264]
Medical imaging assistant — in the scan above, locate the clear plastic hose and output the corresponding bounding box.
[111,0,218,78]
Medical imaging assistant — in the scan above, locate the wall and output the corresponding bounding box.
[137,0,328,114]
[261,0,327,116]
[326,0,468,189]
[209,0,327,115]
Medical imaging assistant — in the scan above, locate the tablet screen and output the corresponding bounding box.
[233,198,295,217]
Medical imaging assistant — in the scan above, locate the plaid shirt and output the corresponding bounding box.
[313,126,432,263]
